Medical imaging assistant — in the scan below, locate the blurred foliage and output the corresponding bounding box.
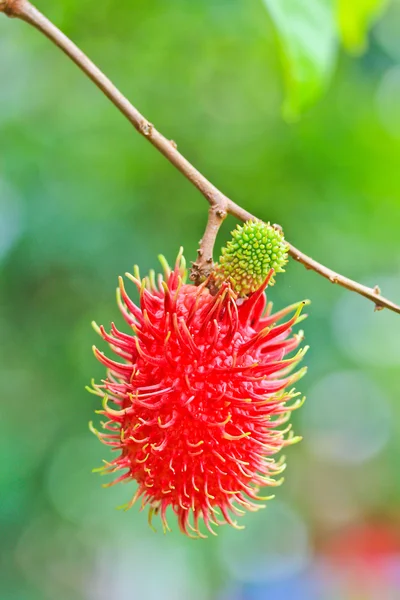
[264,0,389,118]
[263,0,337,119]
[1,0,400,599]
[337,0,387,54]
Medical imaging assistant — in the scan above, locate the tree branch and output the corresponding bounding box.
[1,0,399,315]
[190,205,228,285]
[4,0,229,209]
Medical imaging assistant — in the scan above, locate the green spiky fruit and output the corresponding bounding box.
[214,221,288,296]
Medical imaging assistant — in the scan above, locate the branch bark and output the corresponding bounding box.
[190,205,228,284]
[1,0,399,315]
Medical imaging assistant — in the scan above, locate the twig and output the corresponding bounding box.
[285,242,400,313]
[1,0,399,315]
[190,205,228,284]
[5,0,229,209]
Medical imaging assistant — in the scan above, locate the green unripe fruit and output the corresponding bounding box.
[214,220,288,296]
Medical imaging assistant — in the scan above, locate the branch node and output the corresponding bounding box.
[215,208,227,219]
[139,120,153,137]
[170,139,177,149]
[0,0,22,16]
[189,261,213,282]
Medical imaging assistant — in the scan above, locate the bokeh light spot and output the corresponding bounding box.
[333,275,400,367]
[218,501,310,583]
[301,371,391,465]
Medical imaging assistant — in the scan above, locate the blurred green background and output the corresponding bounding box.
[1,1,400,599]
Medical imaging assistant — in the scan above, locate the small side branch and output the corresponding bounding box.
[190,205,228,284]
[1,0,400,315]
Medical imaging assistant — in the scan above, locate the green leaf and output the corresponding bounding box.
[263,0,337,120]
[336,0,387,54]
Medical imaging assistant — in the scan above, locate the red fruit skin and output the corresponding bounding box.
[90,252,308,538]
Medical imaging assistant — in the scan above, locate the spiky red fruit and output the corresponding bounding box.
[90,250,308,538]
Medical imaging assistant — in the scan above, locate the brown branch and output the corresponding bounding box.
[225,204,400,313]
[190,205,228,285]
[1,0,400,315]
[285,242,399,313]
[3,0,229,209]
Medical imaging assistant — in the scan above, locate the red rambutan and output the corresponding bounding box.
[89,249,308,538]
